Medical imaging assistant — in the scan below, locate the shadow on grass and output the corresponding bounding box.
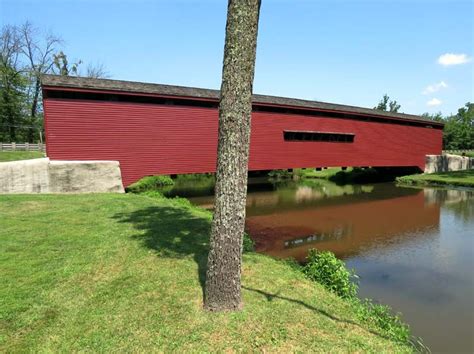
[242,285,396,343]
[113,204,211,295]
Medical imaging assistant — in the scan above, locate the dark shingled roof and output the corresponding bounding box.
[41,74,442,126]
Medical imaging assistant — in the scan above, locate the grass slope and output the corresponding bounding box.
[397,169,474,188]
[0,151,45,162]
[0,193,410,352]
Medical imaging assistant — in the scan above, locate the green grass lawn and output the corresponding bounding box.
[444,151,474,158]
[0,151,45,162]
[396,169,474,187]
[465,151,474,158]
[0,193,411,352]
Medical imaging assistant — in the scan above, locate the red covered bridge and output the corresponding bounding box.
[41,75,443,187]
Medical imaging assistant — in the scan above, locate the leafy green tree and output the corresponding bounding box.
[0,63,28,141]
[445,103,473,150]
[374,94,401,113]
[422,103,474,150]
[0,25,29,142]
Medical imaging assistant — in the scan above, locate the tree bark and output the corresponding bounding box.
[204,0,261,312]
[30,77,40,118]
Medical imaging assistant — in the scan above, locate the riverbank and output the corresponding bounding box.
[0,192,412,352]
[298,167,418,184]
[396,169,474,188]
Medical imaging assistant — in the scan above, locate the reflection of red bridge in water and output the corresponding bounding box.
[246,188,440,261]
[42,75,443,186]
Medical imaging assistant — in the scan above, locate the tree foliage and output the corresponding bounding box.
[422,103,474,150]
[374,94,401,113]
[0,25,29,141]
[52,51,82,76]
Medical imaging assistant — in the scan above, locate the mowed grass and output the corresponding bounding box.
[0,151,45,162]
[397,169,474,188]
[463,151,474,158]
[0,193,411,352]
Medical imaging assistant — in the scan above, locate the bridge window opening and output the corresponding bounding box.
[283,131,354,143]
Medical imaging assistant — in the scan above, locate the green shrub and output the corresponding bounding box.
[268,169,293,180]
[354,299,411,344]
[330,167,381,184]
[243,232,255,253]
[301,249,414,346]
[302,249,358,299]
[175,173,215,181]
[284,257,303,272]
[126,175,174,193]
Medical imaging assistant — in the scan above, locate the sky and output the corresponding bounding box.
[1,0,473,116]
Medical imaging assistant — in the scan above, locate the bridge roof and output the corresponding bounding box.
[41,74,443,126]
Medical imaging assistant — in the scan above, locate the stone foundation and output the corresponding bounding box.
[425,154,474,174]
[0,158,124,194]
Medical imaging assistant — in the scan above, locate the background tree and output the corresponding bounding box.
[19,21,61,120]
[0,25,28,141]
[52,51,82,76]
[422,103,473,150]
[374,94,401,113]
[204,0,261,312]
[0,21,109,142]
[85,62,109,79]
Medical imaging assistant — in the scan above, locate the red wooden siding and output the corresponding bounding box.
[43,98,442,187]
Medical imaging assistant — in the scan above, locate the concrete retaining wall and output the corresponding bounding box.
[425,154,474,174]
[0,158,50,194]
[0,158,124,194]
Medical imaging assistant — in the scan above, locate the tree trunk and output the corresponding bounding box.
[30,77,40,118]
[204,0,261,312]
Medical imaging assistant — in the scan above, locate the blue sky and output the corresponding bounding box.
[2,0,473,115]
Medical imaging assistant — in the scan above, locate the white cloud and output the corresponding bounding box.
[427,98,442,107]
[422,81,448,95]
[438,53,471,66]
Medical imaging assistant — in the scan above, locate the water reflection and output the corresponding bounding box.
[246,185,441,261]
[181,180,443,262]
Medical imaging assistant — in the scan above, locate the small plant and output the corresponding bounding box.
[284,257,303,272]
[354,299,411,344]
[302,249,358,299]
[243,232,255,253]
[126,175,174,193]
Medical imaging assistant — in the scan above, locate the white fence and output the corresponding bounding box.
[0,142,46,152]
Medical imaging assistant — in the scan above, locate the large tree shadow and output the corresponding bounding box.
[113,204,211,295]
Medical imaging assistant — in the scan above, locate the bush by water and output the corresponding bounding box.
[301,249,413,346]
